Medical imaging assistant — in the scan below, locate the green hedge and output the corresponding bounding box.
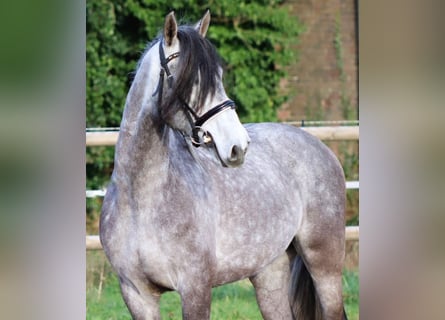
[86,0,303,221]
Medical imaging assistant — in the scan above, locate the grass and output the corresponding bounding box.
[159,280,262,319]
[87,273,262,319]
[87,251,358,319]
[343,269,359,319]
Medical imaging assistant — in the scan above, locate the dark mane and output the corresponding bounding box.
[160,26,222,119]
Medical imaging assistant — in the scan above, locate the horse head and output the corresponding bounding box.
[153,11,250,167]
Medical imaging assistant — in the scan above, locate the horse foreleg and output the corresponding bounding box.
[179,284,212,320]
[118,274,162,320]
[249,249,296,320]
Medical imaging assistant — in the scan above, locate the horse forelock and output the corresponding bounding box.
[161,26,222,119]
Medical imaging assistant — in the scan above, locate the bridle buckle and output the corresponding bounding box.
[166,74,174,88]
[191,126,213,147]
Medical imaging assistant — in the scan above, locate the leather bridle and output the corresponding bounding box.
[152,39,236,147]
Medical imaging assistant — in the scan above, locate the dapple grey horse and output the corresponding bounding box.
[100,10,348,320]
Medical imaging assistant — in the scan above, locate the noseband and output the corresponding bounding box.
[152,39,235,147]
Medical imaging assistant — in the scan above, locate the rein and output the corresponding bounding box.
[153,39,235,147]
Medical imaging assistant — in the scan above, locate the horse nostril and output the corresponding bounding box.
[230,145,242,162]
[229,144,248,167]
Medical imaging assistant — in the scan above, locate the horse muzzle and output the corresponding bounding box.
[225,144,248,167]
[217,129,250,168]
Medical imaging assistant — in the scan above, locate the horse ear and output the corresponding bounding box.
[195,9,211,37]
[164,11,178,46]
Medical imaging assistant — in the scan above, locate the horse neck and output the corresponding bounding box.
[114,104,171,186]
[113,53,169,175]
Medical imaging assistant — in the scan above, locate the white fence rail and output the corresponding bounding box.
[86,226,359,250]
[87,180,359,198]
[86,126,359,146]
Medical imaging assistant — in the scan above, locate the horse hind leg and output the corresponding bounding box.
[249,249,296,320]
[291,233,348,320]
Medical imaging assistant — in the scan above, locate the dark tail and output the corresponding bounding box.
[289,256,349,320]
[289,256,322,320]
